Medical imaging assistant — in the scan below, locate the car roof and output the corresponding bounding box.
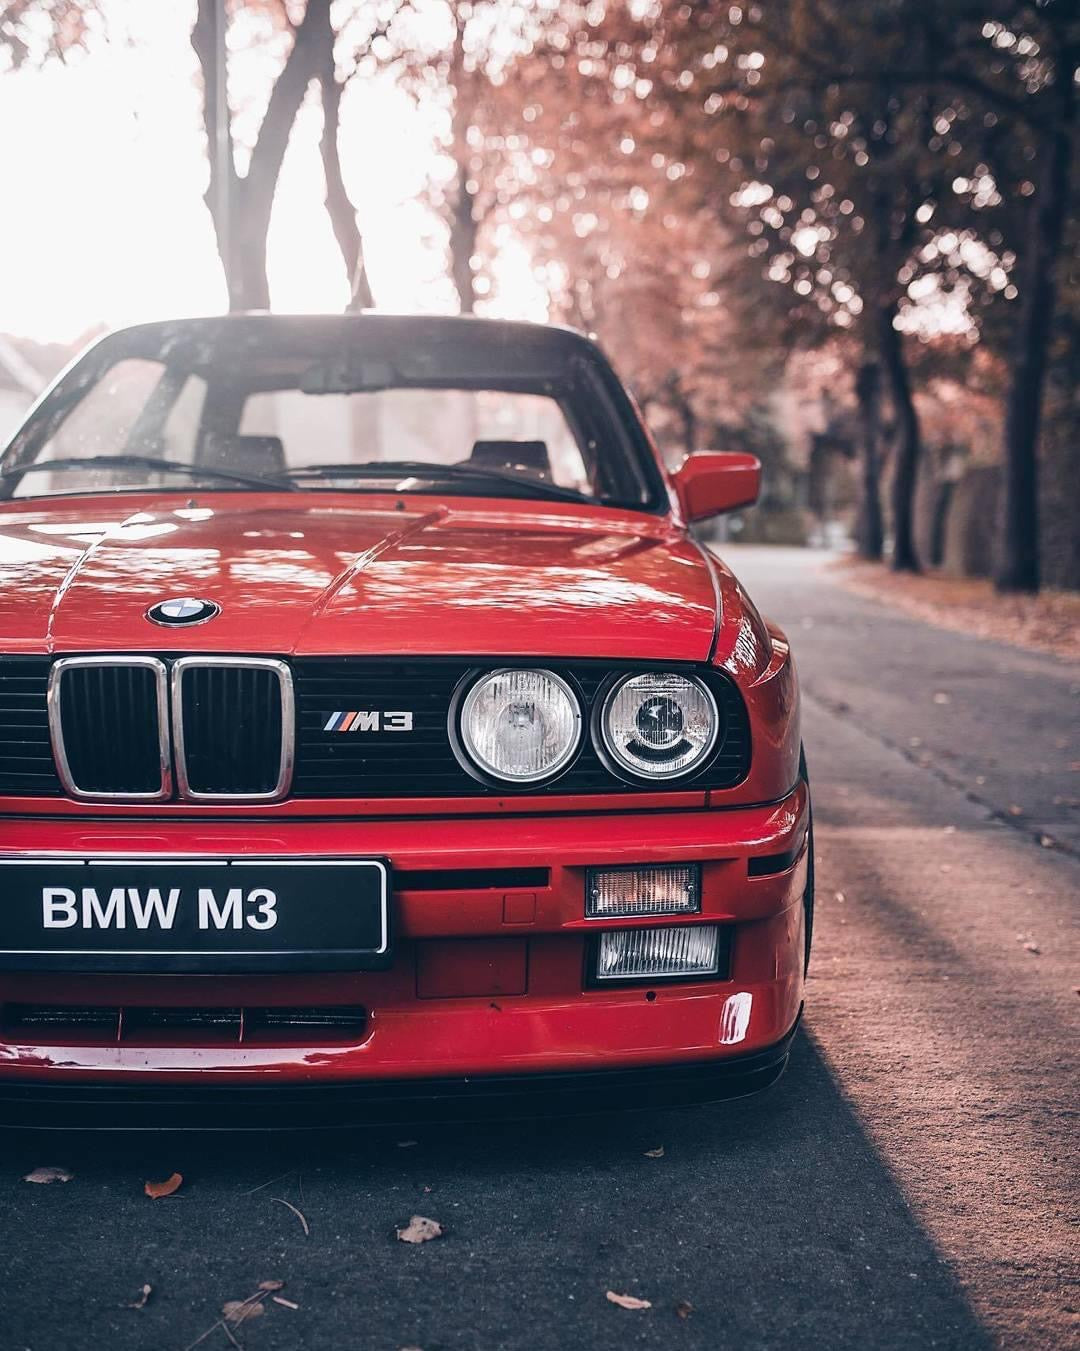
[107,312,600,356]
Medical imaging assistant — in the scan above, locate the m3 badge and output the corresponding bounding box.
[323,711,414,733]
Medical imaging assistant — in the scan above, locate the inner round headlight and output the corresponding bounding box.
[457,669,582,784]
[600,673,719,779]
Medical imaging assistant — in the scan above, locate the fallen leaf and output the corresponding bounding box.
[126,1284,152,1311]
[272,1196,310,1236]
[1039,835,1056,848]
[1007,804,1024,817]
[23,1165,73,1184]
[833,890,845,903]
[144,1172,183,1199]
[674,1300,694,1320]
[222,1300,264,1326]
[272,1296,299,1311]
[183,1284,282,1351]
[396,1215,443,1244]
[606,1291,652,1310]
[1023,941,1041,955]
[932,691,950,705]
[643,1147,664,1158]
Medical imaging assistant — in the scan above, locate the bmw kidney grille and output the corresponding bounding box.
[42,656,293,802]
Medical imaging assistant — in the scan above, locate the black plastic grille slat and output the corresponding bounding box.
[59,663,162,794]
[1,1004,367,1044]
[290,659,749,798]
[0,658,60,792]
[180,664,283,795]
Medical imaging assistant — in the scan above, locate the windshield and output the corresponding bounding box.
[0,319,663,510]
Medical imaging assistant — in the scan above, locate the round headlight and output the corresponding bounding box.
[600,673,719,780]
[457,669,582,784]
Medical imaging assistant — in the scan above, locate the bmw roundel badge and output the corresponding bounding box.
[146,597,221,627]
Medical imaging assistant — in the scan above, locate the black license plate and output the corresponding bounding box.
[0,858,391,973]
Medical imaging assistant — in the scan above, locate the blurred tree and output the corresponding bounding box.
[190,0,396,312]
[668,0,1077,591]
[0,0,92,69]
[949,4,1077,593]
[192,0,330,310]
[387,0,556,315]
[483,5,788,454]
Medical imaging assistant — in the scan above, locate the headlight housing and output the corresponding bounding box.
[456,668,582,784]
[599,672,719,780]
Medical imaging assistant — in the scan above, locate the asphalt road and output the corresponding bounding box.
[2,546,1077,1351]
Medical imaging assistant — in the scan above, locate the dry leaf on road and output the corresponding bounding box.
[23,1166,73,1184]
[674,1300,694,1320]
[396,1215,444,1244]
[222,1299,264,1325]
[606,1291,652,1310]
[643,1146,664,1158]
[126,1284,152,1311]
[144,1172,183,1199]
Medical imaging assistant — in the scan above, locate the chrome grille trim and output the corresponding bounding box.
[171,656,294,802]
[47,656,171,801]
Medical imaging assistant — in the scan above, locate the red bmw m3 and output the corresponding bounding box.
[0,314,811,1126]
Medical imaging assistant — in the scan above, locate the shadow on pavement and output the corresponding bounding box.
[0,1033,991,1351]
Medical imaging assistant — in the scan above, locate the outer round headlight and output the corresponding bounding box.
[599,672,719,780]
[457,669,582,784]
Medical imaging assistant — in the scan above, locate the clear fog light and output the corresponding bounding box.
[586,864,700,918]
[594,924,722,982]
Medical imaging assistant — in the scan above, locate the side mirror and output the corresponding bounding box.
[673,450,761,522]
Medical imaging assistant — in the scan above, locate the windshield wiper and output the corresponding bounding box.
[287,460,592,505]
[0,454,298,493]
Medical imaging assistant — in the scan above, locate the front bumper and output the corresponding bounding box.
[0,784,808,1111]
[0,1022,801,1129]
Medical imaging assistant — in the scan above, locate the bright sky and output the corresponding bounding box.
[0,0,548,345]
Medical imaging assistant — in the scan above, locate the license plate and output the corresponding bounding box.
[0,857,391,972]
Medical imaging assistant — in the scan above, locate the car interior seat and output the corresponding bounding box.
[468,439,552,481]
[202,434,289,482]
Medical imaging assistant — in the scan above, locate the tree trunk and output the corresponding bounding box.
[995,72,1075,592]
[193,0,330,311]
[878,300,921,572]
[446,13,479,314]
[854,360,884,561]
[449,160,478,314]
[320,69,374,310]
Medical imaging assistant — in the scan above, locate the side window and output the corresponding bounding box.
[42,359,166,462]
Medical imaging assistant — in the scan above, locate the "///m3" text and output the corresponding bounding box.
[323,711,414,733]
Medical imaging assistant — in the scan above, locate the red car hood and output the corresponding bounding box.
[0,494,719,661]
